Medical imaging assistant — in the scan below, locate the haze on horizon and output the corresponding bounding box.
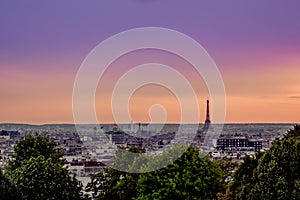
[0,1,299,124]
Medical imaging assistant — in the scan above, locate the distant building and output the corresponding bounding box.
[84,160,106,174]
[217,135,263,151]
[0,130,20,139]
[65,159,106,176]
[106,129,126,146]
[105,125,175,150]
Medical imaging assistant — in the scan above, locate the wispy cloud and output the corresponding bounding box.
[288,96,300,99]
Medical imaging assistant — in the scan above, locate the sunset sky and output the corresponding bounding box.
[0,0,299,124]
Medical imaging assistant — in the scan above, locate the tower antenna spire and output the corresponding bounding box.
[204,99,211,127]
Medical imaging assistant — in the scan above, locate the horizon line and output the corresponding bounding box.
[0,122,297,126]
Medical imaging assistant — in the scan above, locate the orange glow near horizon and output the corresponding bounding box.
[0,53,299,124]
[1,0,300,125]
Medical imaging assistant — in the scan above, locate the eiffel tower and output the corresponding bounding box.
[194,99,212,146]
[203,99,211,130]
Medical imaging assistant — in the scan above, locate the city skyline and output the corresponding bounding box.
[0,1,299,124]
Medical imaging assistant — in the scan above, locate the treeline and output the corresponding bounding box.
[0,135,83,200]
[1,125,299,200]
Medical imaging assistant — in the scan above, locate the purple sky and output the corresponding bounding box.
[1,0,300,123]
[1,1,299,67]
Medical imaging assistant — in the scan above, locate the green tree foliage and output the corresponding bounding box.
[284,124,300,139]
[10,155,82,200]
[86,146,143,200]
[231,125,300,200]
[216,157,239,184]
[135,146,224,200]
[0,169,18,200]
[7,135,63,171]
[229,154,261,200]
[88,145,224,200]
[215,157,239,199]
[6,135,83,200]
[248,138,300,199]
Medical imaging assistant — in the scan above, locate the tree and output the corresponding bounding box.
[0,169,18,200]
[248,137,300,199]
[284,124,300,139]
[7,135,63,171]
[135,146,224,200]
[215,157,239,200]
[86,146,144,200]
[229,153,262,200]
[230,125,300,200]
[10,155,82,200]
[6,135,83,200]
[88,145,224,200]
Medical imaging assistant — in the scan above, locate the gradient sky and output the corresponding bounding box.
[0,0,299,124]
